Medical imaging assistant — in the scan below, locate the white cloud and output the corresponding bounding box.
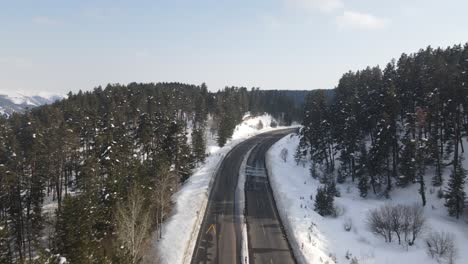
[287,0,344,13]
[284,0,388,31]
[32,16,59,26]
[336,11,389,30]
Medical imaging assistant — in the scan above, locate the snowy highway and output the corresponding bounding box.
[190,129,296,264]
[245,133,297,264]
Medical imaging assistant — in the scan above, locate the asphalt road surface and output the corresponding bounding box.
[245,134,297,264]
[191,129,296,264]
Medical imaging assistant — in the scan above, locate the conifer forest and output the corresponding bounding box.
[2,2,468,262]
[0,83,303,263]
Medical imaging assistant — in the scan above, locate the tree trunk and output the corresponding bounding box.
[386,155,392,192]
[453,107,460,171]
[459,133,464,153]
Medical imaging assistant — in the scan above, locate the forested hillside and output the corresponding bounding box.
[0,83,304,263]
[299,43,468,218]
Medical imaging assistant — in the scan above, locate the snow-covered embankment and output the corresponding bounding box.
[149,114,285,264]
[266,133,468,264]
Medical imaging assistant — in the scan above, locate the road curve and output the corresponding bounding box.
[191,129,296,264]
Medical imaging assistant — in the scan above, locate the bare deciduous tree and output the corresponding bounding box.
[426,231,457,264]
[368,204,426,245]
[116,186,152,264]
[368,206,389,242]
[390,205,404,244]
[407,204,425,245]
[153,170,177,239]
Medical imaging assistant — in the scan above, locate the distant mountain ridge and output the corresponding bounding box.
[0,92,63,116]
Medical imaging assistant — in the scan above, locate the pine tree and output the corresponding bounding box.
[192,90,208,164]
[356,143,369,197]
[55,195,99,263]
[358,174,369,198]
[302,90,334,171]
[314,186,335,216]
[399,133,416,186]
[192,128,206,164]
[217,112,235,147]
[0,223,12,264]
[416,138,427,206]
[445,161,466,219]
[294,137,309,167]
[326,178,340,197]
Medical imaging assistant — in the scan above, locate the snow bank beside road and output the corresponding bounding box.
[150,114,287,264]
[266,134,332,264]
[267,134,468,264]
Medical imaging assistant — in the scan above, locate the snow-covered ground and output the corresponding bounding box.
[149,114,287,264]
[267,134,468,264]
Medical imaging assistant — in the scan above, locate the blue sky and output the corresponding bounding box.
[1,0,468,95]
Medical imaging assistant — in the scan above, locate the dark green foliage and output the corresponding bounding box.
[358,174,369,198]
[192,128,206,164]
[249,88,306,125]
[0,82,308,261]
[217,114,236,147]
[216,87,248,147]
[314,186,335,216]
[445,161,466,219]
[295,137,309,167]
[0,223,12,264]
[357,143,370,197]
[300,90,335,172]
[299,43,468,218]
[416,137,428,207]
[326,180,340,198]
[55,195,104,263]
[309,162,318,179]
[399,134,416,186]
[0,83,210,261]
[336,169,346,184]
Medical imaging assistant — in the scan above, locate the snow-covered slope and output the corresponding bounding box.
[0,91,63,116]
[267,134,468,264]
[147,114,288,264]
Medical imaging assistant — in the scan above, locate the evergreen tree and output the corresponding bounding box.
[55,195,104,263]
[358,174,369,198]
[301,90,334,171]
[0,222,12,264]
[445,161,466,219]
[399,133,416,186]
[217,112,233,147]
[416,137,428,207]
[314,186,335,216]
[356,143,370,197]
[192,128,206,164]
[299,42,468,206]
[326,180,340,198]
